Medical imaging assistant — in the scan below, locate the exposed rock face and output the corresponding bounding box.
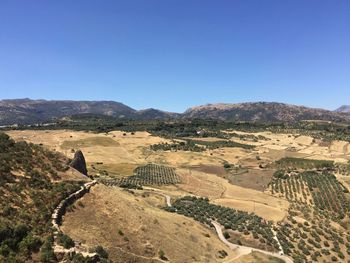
[70,150,88,176]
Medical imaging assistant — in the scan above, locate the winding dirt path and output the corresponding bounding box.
[151,189,293,263]
[211,222,293,263]
[142,186,172,207]
[51,180,98,259]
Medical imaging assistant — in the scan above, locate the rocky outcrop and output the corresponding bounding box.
[70,150,88,176]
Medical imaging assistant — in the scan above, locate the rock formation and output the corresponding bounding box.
[70,150,88,176]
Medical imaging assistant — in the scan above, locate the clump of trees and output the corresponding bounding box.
[150,141,205,152]
[150,139,254,152]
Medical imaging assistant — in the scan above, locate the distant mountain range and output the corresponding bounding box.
[336,105,350,113]
[0,99,349,125]
[0,99,177,125]
[184,102,350,122]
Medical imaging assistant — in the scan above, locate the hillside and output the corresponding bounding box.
[134,108,180,120]
[183,102,350,122]
[0,99,179,125]
[0,132,89,262]
[336,105,350,113]
[0,99,136,125]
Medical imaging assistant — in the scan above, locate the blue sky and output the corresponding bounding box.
[0,0,349,112]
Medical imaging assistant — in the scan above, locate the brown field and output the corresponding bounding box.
[191,164,227,176]
[225,169,274,191]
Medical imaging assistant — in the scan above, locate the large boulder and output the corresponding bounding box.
[70,150,88,176]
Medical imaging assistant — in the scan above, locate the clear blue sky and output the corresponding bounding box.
[0,0,349,112]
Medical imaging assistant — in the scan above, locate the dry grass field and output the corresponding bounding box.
[233,251,285,263]
[6,128,350,262]
[61,184,239,263]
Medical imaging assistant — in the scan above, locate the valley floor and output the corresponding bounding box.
[7,129,350,262]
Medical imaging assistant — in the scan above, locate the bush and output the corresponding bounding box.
[40,236,56,263]
[223,232,230,239]
[223,163,231,169]
[94,245,108,259]
[158,249,168,260]
[19,234,42,255]
[57,233,75,249]
[331,255,338,262]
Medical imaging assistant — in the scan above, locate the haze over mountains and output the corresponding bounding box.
[0,98,349,126]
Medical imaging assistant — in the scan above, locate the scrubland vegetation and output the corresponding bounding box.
[0,132,84,262]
